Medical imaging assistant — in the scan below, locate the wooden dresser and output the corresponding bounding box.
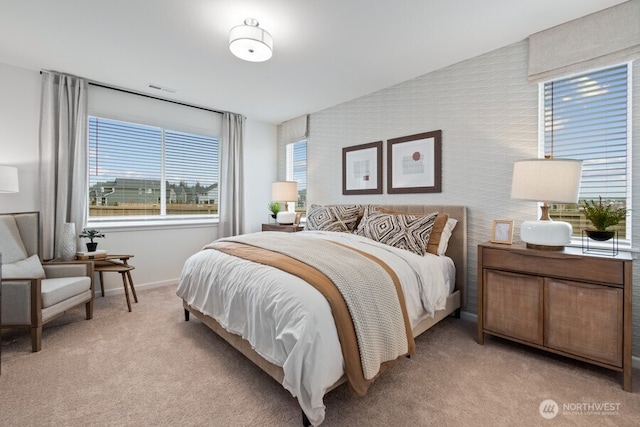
[477,242,633,391]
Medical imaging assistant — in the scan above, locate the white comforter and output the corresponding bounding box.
[176,230,453,426]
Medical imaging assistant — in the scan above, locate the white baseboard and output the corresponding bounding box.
[96,278,177,297]
[459,310,640,369]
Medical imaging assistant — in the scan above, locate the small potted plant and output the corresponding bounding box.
[268,202,282,219]
[581,196,629,241]
[79,228,105,252]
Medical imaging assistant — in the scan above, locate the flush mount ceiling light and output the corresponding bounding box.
[229,18,273,62]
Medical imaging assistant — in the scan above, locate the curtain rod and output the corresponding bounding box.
[88,81,227,115]
[40,70,228,116]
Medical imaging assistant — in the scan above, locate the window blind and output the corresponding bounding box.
[286,140,307,209]
[89,116,218,217]
[89,117,162,210]
[543,64,629,202]
[165,130,219,207]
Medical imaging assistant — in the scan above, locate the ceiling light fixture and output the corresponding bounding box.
[229,18,273,62]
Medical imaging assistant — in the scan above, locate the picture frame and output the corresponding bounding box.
[342,141,383,195]
[387,130,442,194]
[491,220,514,244]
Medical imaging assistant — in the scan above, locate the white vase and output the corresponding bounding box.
[59,222,77,261]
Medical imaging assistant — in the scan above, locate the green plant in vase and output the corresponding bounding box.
[581,196,629,241]
[79,228,105,252]
[268,202,282,219]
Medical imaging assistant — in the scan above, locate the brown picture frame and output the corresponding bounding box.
[491,219,514,244]
[387,130,442,194]
[342,141,383,195]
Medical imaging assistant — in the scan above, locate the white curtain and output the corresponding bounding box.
[218,112,245,237]
[39,71,88,260]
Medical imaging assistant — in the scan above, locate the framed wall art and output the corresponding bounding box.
[342,141,383,195]
[387,130,442,194]
[491,219,514,244]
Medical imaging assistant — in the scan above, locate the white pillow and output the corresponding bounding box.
[2,254,46,279]
[437,218,458,255]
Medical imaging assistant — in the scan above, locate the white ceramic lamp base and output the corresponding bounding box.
[520,220,572,250]
[276,211,296,225]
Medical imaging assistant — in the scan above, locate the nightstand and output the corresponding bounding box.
[262,223,304,233]
[477,242,633,391]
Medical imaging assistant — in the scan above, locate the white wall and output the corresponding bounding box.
[0,62,40,212]
[302,40,640,356]
[244,119,279,233]
[0,61,277,295]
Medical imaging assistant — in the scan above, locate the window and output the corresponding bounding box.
[544,64,630,240]
[286,140,307,213]
[88,116,218,220]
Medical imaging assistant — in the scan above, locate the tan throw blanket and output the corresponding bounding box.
[205,232,415,396]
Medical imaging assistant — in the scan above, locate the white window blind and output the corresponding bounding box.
[286,140,307,210]
[543,64,630,239]
[165,129,219,210]
[544,64,629,200]
[89,116,218,219]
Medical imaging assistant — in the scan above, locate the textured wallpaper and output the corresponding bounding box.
[279,40,640,357]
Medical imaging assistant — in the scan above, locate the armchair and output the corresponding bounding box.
[0,212,94,352]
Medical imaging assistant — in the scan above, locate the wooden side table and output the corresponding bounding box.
[477,242,633,391]
[262,224,304,233]
[93,255,138,312]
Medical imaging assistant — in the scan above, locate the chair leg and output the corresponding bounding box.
[86,299,94,320]
[31,326,42,352]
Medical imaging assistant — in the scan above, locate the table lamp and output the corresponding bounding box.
[0,165,19,193]
[511,158,582,250]
[271,181,298,225]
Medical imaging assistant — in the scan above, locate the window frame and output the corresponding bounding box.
[87,115,220,229]
[540,62,632,247]
[285,139,307,214]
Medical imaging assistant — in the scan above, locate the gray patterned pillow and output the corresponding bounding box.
[305,204,361,232]
[355,211,438,255]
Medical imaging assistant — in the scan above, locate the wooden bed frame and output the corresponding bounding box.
[182,204,467,425]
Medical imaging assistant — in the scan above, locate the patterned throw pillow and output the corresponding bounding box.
[355,211,438,256]
[305,204,361,232]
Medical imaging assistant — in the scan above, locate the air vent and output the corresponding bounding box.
[148,84,176,93]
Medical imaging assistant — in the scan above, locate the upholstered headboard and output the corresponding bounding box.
[371,204,467,308]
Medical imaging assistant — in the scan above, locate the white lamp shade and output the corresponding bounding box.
[229,19,273,62]
[511,159,583,203]
[271,181,298,202]
[0,165,19,193]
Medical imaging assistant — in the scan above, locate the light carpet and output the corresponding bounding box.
[1,284,639,426]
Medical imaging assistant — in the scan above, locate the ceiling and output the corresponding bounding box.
[0,0,627,124]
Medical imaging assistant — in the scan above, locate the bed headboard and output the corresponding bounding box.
[376,205,467,308]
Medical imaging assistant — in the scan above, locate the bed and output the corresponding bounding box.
[177,204,467,426]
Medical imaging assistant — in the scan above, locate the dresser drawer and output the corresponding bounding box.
[481,247,624,286]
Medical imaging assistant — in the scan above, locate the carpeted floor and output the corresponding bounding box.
[1,284,639,426]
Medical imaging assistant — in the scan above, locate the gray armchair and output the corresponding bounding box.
[0,212,94,352]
